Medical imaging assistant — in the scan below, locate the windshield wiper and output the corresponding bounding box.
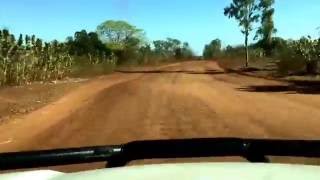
[1,138,320,170]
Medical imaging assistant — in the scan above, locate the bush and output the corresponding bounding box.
[277,57,305,76]
[217,45,267,69]
[276,37,320,75]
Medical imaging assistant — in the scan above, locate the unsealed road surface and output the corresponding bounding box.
[1,61,320,170]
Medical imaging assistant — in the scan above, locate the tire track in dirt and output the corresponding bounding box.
[206,73,320,139]
[1,61,320,171]
[0,73,142,152]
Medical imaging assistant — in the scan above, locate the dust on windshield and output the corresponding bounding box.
[0,0,320,171]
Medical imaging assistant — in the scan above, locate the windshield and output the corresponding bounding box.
[0,0,320,172]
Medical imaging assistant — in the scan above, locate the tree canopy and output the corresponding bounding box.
[96,20,145,50]
[255,0,277,56]
[66,30,111,64]
[153,38,193,59]
[203,39,222,59]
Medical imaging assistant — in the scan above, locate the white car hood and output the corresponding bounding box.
[1,162,320,180]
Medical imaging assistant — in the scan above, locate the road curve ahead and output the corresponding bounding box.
[1,61,320,169]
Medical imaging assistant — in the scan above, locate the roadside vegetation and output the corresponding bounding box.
[204,0,320,78]
[0,20,194,86]
[1,0,319,86]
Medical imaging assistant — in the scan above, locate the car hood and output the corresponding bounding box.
[2,162,320,180]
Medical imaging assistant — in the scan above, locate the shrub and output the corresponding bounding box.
[70,55,116,77]
[276,37,320,75]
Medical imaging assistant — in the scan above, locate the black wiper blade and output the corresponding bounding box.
[1,138,320,170]
[0,145,123,170]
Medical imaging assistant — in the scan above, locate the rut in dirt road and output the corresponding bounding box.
[1,61,320,154]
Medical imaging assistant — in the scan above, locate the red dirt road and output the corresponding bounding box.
[1,61,320,169]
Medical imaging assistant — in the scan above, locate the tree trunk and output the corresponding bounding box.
[245,31,249,67]
[306,60,318,75]
[88,53,92,63]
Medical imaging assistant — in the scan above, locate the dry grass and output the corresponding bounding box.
[0,80,84,123]
[217,57,270,70]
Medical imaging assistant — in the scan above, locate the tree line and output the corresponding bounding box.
[96,20,193,64]
[67,20,194,65]
[203,0,320,74]
[0,20,194,85]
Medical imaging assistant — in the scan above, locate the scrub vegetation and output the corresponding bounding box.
[205,0,320,76]
[1,0,319,86]
[0,20,194,85]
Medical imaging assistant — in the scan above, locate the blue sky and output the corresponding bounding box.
[0,0,319,54]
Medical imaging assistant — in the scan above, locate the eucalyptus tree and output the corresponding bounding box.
[224,0,260,67]
[255,0,276,56]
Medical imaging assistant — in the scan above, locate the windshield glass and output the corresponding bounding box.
[0,0,320,172]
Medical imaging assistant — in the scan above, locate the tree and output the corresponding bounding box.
[96,20,145,50]
[25,35,31,50]
[66,30,111,63]
[255,0,276,56]
[153,40,168,58]
[181,42,194,59]
[292,36,320,74]
[153,39,172,58]
[31,35,36,46]
[225,45,233,52]
[224,0,260,67]
[138,44,152,64]
[152,38,191,60]
[166,38,182,59]
[203,39,222,59]
[17,34,23,47]
[96,20,146,64]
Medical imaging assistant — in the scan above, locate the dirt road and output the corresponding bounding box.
[1,61,320,170]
